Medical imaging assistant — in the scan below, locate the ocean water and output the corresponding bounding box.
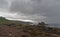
[46,24,60,28]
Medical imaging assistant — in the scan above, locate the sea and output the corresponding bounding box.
[46,24,60,28]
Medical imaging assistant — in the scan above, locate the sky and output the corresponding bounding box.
[0,0,60,23]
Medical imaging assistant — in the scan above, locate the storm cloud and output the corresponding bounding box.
[0,0,60,23]
[9,0,47,22]
[46,0,60,23]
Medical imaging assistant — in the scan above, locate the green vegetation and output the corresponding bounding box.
[0,17,8,22]
[0,17,60,37]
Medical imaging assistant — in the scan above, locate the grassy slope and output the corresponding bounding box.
[0,17,60,37]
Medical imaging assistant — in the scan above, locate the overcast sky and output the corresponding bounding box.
[0,0,60,23]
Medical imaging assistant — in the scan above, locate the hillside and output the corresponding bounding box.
[0,17,60,37]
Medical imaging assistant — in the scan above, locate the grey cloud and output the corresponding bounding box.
[44,0,60,23]
[9,0,47,22]
[1,0,60,23]
[0,0,8,9]
[5,0,60,23]
[10,0,47,14]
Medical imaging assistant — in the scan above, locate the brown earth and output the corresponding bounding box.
[0,26,60,37]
